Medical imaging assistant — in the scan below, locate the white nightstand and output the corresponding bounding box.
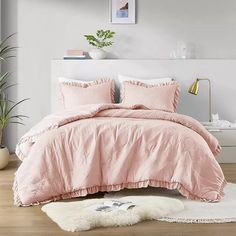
[202,123,236,163]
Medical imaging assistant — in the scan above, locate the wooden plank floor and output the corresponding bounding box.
[0,156,236,236]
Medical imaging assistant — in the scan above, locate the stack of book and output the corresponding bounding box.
[63,49,87,60]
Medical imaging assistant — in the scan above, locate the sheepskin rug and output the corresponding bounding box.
[105,183,236,224]
[41,196,184,232]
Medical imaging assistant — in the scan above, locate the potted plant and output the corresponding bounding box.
[0,34,28,170]
[84,29,115,60]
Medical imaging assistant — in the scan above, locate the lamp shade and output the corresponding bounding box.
[188,80,199,95]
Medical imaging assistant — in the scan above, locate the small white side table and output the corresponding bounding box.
[202,123,236,163]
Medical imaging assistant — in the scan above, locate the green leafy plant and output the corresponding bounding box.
[84,30,115,49]
[0,34,29,147]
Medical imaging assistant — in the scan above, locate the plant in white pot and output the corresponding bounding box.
[84,30,115,60]
[0,35,28,170]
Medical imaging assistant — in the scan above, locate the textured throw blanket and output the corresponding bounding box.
[14,104,226,206]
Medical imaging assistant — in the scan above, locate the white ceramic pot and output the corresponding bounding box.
[89,48,107,60]
[0,147,10,170]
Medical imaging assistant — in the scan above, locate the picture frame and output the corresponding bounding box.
[109,0,136,24]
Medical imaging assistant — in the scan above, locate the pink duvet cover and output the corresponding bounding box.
[14,104,226,206]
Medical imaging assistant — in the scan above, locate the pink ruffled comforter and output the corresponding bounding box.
[14,104,226,206]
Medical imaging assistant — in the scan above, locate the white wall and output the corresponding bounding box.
[2,0,236,151]
[1,0,18,151]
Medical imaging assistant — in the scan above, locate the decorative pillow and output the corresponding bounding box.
[120,81,180,112]
[118,74,173,85]
[59,78,115,109]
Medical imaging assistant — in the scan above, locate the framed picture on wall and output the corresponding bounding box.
[109,0,136,24]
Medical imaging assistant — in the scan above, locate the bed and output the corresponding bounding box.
[13,60,227,206]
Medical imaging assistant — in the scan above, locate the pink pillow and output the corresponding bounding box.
[59,78,115,109]
[120,81,180,112]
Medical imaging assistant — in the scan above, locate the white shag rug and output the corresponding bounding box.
[41,196,184,232]
[105,183,236,224]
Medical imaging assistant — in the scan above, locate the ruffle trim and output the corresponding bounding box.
[120,81,180,112]
[15,145,25,161]
[215,144,222,156]
[60,78,116,104]
[13,178,227,207]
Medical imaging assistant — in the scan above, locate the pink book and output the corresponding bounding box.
[66,49,84,56]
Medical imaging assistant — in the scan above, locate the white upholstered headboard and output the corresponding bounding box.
[51,59,236,122]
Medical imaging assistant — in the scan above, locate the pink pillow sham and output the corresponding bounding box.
[120,81,180,112]
[59,78,115,109]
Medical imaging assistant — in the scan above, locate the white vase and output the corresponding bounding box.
[0,147,10,170]
[89,48,107,60]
